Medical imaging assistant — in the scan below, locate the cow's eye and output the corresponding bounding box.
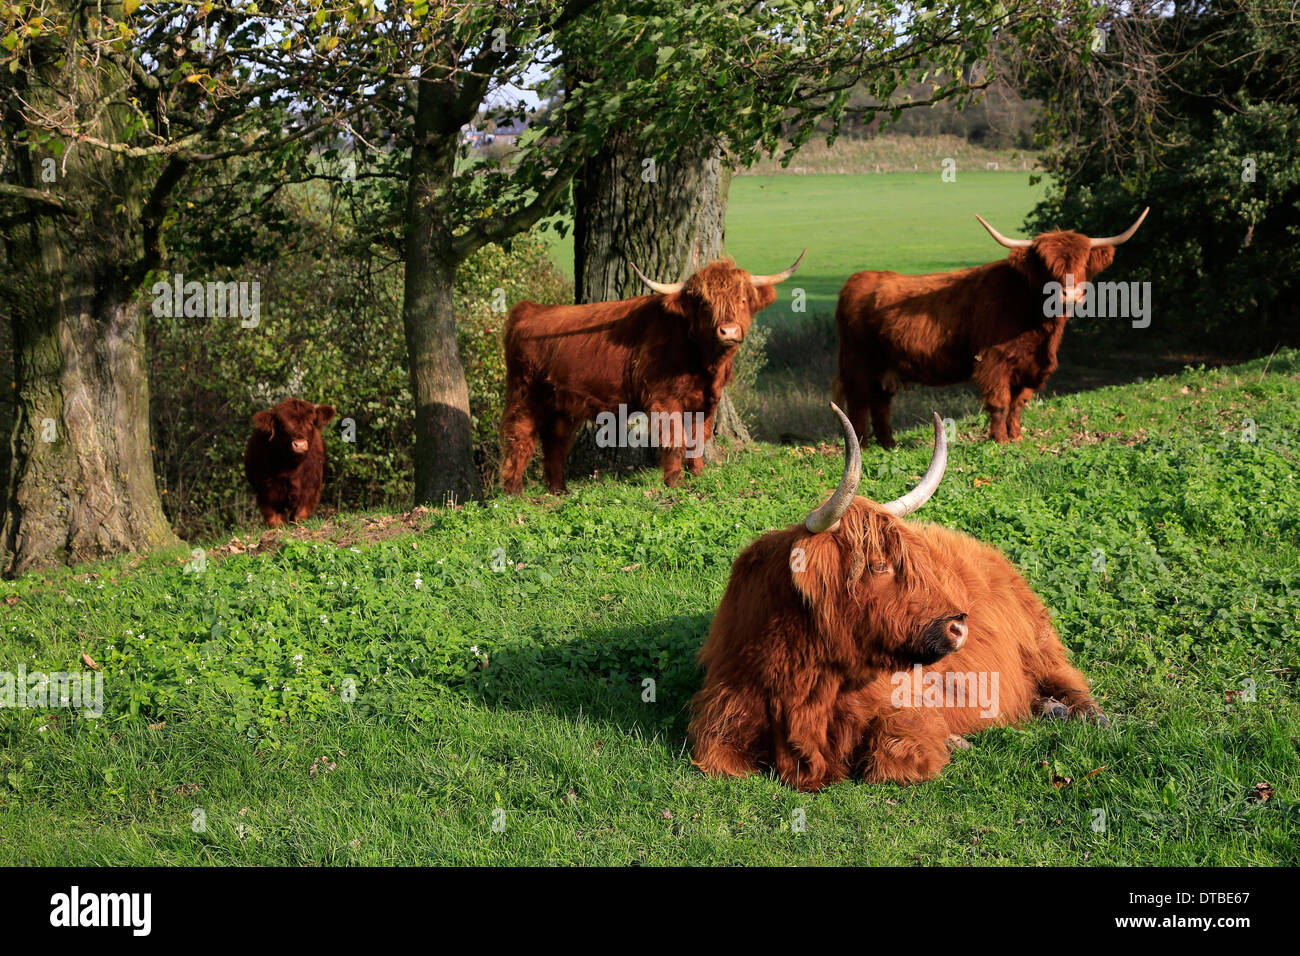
[870,562,891,574]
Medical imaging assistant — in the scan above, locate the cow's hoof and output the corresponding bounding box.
[1073,704,1110,728]
[1034,697,1070,720]
[946,734,973,752]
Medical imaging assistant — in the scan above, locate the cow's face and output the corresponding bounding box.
[853,506,969,664]
[252,397,335,458]
[632,252,804,348]
[1010,233,1115,313]
[675,262,776,347]
[976,209,1148,315]
[793,406,965,670]
[794,503,969,670]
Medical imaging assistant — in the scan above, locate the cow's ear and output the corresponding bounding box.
[1006,246,1038,281]
[251,410,275,435]
[1086,246,1115,277]
[747,284,778,313]
[659,291,691,318]
[314,404,336,428]
[790,534,859,635]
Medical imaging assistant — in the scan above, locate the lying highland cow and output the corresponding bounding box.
[688,406,1106,791]
[244,397,335,527]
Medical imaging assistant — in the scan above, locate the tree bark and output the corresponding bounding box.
[401,81,477,508]
[2,49,181,575]
[4,227,178,576]
[567,133,748,479]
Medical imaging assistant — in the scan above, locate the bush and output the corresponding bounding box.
[148,212,571,541]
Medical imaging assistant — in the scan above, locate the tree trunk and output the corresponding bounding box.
[4,238,178,576]
[2,50,181,575]
[567,133,748,480]
[402,82,477,507]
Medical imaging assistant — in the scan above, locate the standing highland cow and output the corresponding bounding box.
[500,253,803,493]
[689,406,1105,792]
[834,209,1148,447]
[244,397,335,527]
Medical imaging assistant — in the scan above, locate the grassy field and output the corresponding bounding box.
[726,170,1047,317]
[2,354,1297,865]
[545,139,1048,318]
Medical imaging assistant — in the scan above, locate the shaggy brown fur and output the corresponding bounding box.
[688,496,1104,792]
[244,397,335,527]
[834,229,1124,446]
[500,260,780,493]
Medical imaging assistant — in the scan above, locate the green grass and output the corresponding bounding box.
[2,354,1298,865]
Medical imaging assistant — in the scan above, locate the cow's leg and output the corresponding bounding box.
[685,410,713,476]
[1007,386,1035,442]
[866,376,897,449]
[540,417,574,494]
[1030,618,1108,726]
[688,682,766,780]
[500,400,539,495]
[771,681,851,792]
[856,708,952,785]
[255,491,285,528]
[980,376,1013,443]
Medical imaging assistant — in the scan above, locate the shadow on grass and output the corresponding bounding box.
[748,309,1276,444]
[458,611,711,743]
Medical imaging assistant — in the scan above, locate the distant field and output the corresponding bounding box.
[739,133,1039,177]
[726,170,1048,319]
[546,169,1047,319]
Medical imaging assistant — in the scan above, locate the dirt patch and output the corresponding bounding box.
[196,505,444,564]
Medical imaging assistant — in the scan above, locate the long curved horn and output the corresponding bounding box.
[974,214,1032,249]
[630,262,684,295]
[881,413,948,517]
[1089,207,1150,248]
[751,249,807,287]
[804,403,861,534]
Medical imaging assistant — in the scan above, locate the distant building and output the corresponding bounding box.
[461,117,529,150]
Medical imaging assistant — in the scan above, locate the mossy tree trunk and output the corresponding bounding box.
[401,78,477,508]
[2,97,181,575]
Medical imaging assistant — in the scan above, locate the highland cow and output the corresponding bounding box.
[500,253,803,493]
[244,397,335,527]
[688,406,1106,792]
[834,209,1149,447]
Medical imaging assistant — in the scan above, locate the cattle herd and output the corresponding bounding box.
[243,209,1147,791]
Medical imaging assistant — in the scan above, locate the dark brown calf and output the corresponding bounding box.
[244,397,334,527]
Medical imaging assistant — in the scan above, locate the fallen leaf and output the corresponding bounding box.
[80,652,99,671]
[1247,782,1274,803]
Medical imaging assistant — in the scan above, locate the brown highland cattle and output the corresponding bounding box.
[500,253,803,493]
[688,406,1106,792]
[244,397,335,527]
[834,209,1149,447]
